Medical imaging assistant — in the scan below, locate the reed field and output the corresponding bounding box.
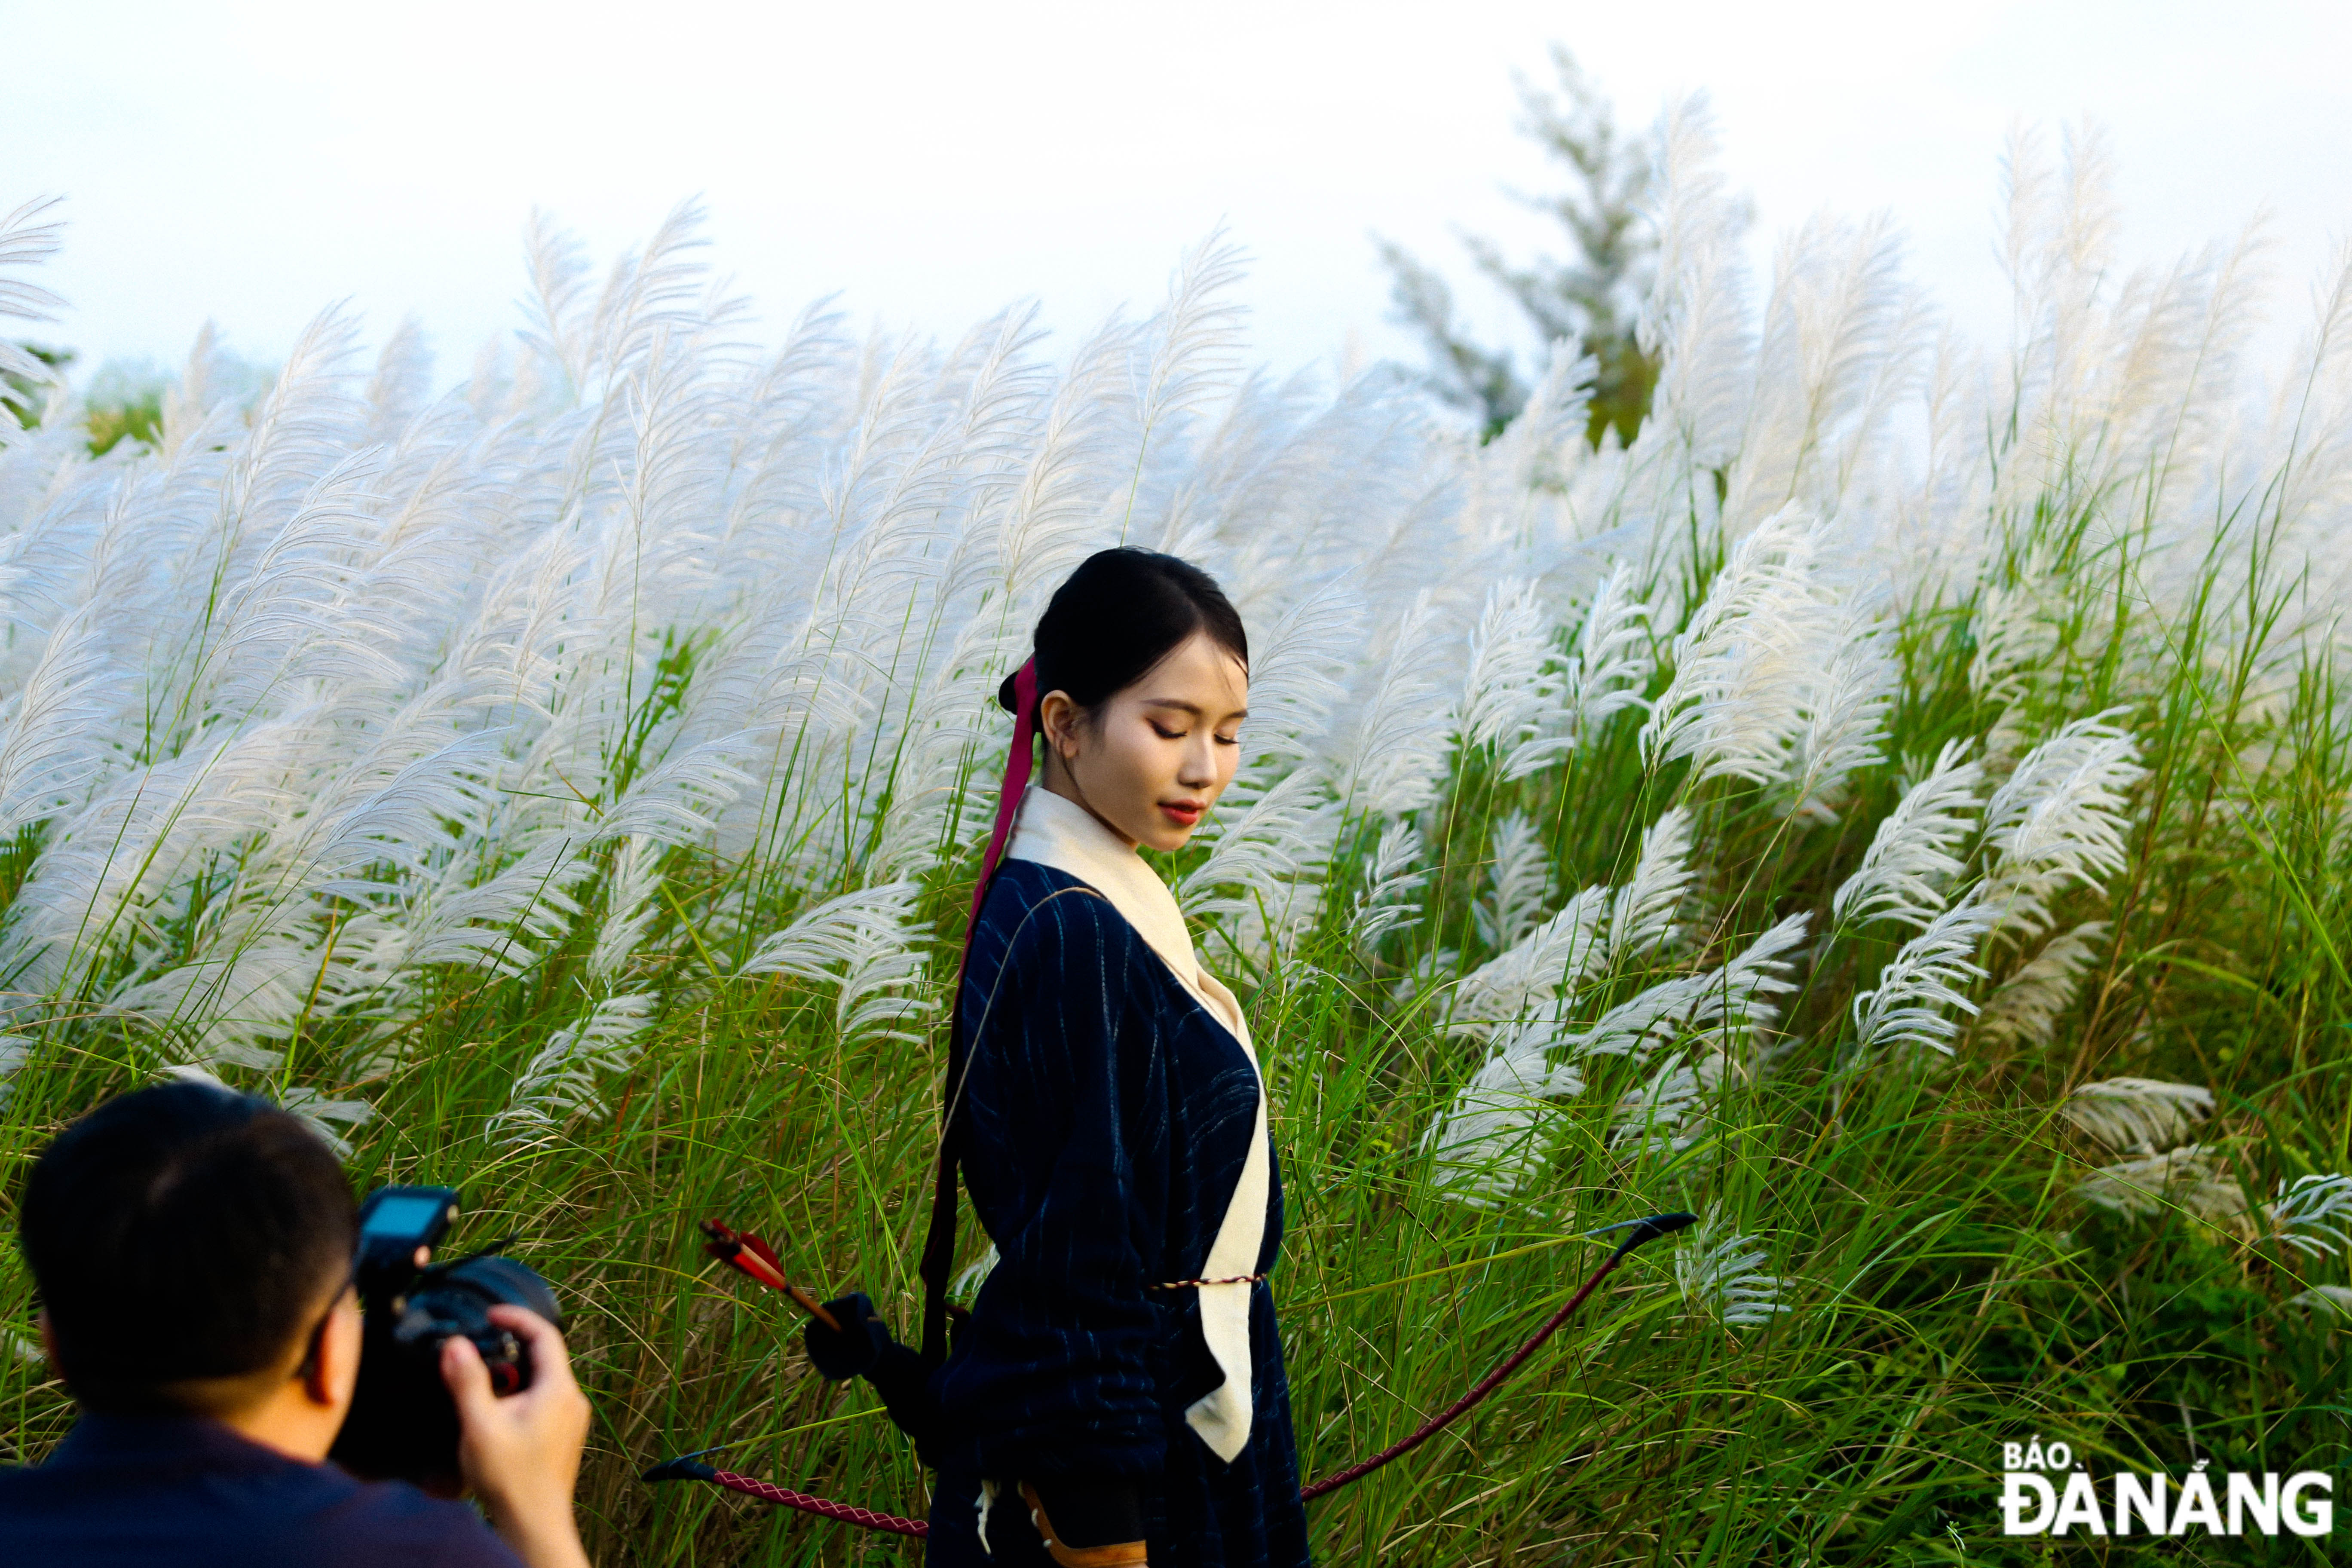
[4,110,2352,1564]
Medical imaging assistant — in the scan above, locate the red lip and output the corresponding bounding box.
[1160,801,1203,825]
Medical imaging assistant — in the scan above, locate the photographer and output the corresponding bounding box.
[0,1082,593,1568]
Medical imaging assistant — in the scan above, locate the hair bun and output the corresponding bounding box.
[996,671,1022,714]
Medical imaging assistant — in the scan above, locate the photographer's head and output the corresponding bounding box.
[20,1081,361,1448]
[7,1084,596,1568]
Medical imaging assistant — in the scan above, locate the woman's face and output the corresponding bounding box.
[1040,629,1249,853]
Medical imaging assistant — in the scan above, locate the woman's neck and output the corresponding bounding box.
[1038,753,1139,850]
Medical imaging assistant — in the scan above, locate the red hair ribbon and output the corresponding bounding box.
[968,658,1038,932]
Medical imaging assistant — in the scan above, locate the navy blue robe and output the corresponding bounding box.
[926,859,1312,1568]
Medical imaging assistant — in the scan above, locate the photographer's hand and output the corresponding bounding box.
[443,1306,593,1568]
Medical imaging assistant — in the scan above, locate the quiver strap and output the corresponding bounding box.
[917,1096,962,1370]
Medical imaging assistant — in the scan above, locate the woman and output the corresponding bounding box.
[922,548,1310,1568]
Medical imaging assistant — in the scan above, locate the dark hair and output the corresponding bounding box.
[996,548,1248,720]
[18,1081,356,1412]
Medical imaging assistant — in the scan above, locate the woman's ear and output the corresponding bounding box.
[1039,690,1083,760]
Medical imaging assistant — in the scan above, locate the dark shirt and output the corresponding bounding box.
[926,860,1310,1568]
[0,1412,524,1567]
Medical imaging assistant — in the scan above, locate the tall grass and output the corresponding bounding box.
[3,110,2350,1564]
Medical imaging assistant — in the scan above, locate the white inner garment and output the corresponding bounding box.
[1003,783,1269,1464]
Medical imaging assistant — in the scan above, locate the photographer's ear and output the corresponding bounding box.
[300,1286,363,1409]
[36,1310,60,1374]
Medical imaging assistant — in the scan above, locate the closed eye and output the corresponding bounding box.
[1150,721,1188,740]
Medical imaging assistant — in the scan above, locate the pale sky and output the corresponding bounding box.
[10,0,2350,395]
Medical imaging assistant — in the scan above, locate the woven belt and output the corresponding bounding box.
[1149,1271,1265,1289]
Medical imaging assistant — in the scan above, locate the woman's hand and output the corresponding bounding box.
[800,1291,892,1380]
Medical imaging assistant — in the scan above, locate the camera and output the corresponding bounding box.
[329,1185,562,1490]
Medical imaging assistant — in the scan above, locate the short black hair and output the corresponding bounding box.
[19,1081,356,1412]
[998,548,1249,721]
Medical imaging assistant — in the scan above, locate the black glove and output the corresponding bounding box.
[801,1292,940,1458]
[802,1292,893,1381]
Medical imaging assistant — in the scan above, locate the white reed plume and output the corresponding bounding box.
[1850,895,1997,1057]
[1229,583,1362,768]
[591,736,758,848]
[1473,811,1557,949]
[1641,506,1829,787]
[738,882,935,1043]
[2266,1174,2352,1258]
[866,713,991,886]
[837,926,938,1044]
[1453,808,1701,1032]
[739,883,925,982]
[1180,771,1338,964]
[0,196,68,413]
[865,604,1024,883]
[1452,888,1609,1030]
[1976,922,2108,1050]
[1421,1013,1584,1206]
[387,830,591,981]
[1568,568,1658,732]
[588,835,667,984]
[0,726,318,1014]
[1500,567,1654,781]
[1462,348,1595,540]
[1781,609,1898,824]
[1609,1048,1727,1155]
[1327,590,1459,821]
[1639,98,1755,470]
[1967,574,2066,710]
[1458,578,1558,754]
[364,315,432,441]
[1605,806,1697,968]
[1429,819,1727,1199]
[1563,912,1811,1063]
[989,315,1142,604]
[1349,820,1428,952]
[1830,739,1984,929]
[1981,711,2145,940]
[1675,1207,1796,1329]
[488,992,657,1146]
[1734,211,1923,521]
[2061,1076,2214,1154]
[1125,229,1251,520]
[2075,1145,2246,1224]
[0,606,130,836]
